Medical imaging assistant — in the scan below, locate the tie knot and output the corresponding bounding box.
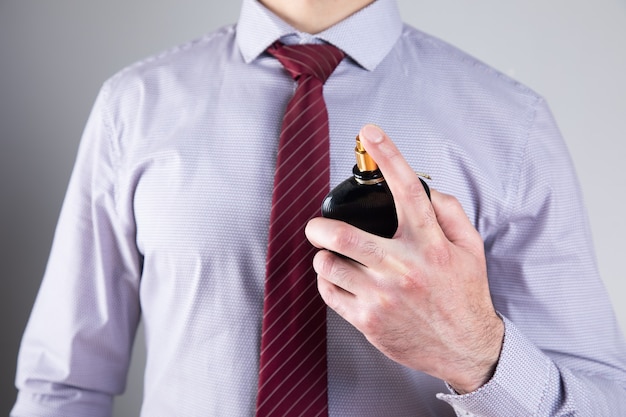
[267,41,345,83]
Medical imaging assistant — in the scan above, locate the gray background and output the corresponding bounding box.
[1,0,625,415]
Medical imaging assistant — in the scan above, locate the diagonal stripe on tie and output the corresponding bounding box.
[256,41,345,417]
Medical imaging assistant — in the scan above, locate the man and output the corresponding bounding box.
[12,0,626,416]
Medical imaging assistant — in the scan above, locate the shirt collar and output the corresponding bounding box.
[236,0,403,71]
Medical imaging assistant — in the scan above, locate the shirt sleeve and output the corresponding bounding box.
[438,316,626,416]
[438,99,626,416]
[11,80,142,417]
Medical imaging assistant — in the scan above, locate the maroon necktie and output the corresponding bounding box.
[256,41,345,417]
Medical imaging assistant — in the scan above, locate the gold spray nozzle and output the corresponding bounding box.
[355,135,378,172]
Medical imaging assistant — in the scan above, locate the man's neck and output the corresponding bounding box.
[259,0,375,34]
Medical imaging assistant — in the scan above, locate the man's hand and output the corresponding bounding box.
[305,124,504,394]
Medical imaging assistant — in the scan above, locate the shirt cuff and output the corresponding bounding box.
[436,314,557,417]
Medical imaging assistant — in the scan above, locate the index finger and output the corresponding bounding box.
[358,124,436,235]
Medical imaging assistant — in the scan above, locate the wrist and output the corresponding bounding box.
[447,314,504,394]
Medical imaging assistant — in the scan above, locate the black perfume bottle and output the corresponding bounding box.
[321,136,430,238]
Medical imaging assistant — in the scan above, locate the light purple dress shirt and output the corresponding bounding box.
[12,0,626,416]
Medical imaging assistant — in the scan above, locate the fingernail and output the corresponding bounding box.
[360,124,384,144]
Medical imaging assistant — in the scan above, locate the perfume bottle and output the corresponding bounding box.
[321,136,430,238]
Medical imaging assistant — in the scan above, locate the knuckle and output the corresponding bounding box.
[407,180,427,199]
[436,191,468,221]
[320,252,356,291]
[438,191,458,207]
[319,252,345,278]
[359,308,384,335]
[362,240,386,265]
[398,270,422,292]
[407,180,430,203]
[331,224,360,253]
[425,240,452,267]
[329,224,386,265]
[441,193,465,217]
[420,207,438,228]
[316,251,335,276]
[403,181,437,228]
[358,292,396,335]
